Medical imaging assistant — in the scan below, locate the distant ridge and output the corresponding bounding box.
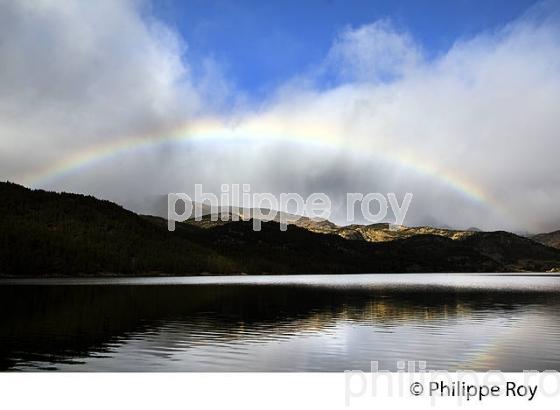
[153,195,485,241]
[532,230,560,250]
[186,211,477,242]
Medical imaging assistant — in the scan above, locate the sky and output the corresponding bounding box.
[155,0,540,95]
[1,0,559,233]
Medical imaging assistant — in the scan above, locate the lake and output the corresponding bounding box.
[1,274,560,371]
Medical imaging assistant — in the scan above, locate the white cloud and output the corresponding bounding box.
[0,0,200,176]
[324,20,422,83]
[214,10,560,232]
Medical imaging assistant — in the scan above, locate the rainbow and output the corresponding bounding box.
[21,116,503,214]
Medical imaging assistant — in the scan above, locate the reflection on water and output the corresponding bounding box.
[1,274,560,371]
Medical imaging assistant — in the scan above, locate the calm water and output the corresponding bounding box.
[1,274,560,371]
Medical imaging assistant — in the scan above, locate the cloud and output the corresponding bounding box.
[0,0,200,177]
[324,20,423,83]
[1,1,560,233]
[212,7,560,232]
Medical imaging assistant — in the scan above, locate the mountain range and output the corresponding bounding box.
[1,181,560,277]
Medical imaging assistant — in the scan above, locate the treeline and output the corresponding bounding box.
[0,182,235,275]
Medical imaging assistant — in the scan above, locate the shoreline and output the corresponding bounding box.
[2,272,560,287]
